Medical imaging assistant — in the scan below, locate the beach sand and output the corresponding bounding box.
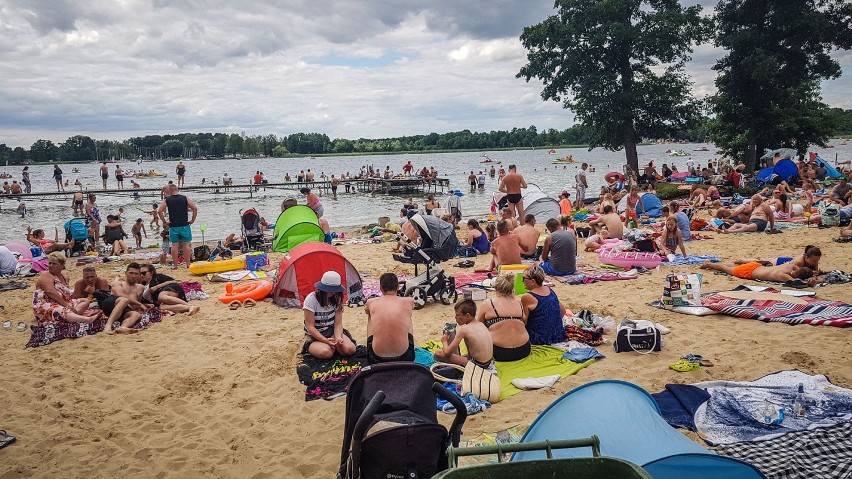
[1,221,851,478]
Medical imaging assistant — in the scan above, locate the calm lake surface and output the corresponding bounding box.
[1,142,847,245]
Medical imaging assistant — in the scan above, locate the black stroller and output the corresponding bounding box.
[393,213,458,309]
[239,208,268,252]
[337,363,467,479]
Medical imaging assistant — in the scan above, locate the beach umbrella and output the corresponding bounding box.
[760,148,797,160]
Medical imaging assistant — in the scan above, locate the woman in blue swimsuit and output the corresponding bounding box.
[520,265,566,345]
[465,219,491,254]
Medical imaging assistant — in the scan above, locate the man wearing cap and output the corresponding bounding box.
[302,271,356,359]
[364,273,415,364]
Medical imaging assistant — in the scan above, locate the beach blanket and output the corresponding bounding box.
[459,425,529,465]
[656,370,852,446]
[701,286,852,327]
[296,346,368,401]
[712,422,852,479]
[0,281,28,292]
[25,308,168,348]
[451,272,490,292]
[661,254,720,266]
[495,345,595,400]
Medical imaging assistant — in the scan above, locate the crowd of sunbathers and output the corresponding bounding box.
[303,268,572,368]
[31,252,199,334]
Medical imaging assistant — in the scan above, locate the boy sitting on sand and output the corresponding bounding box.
[434,299,495,372]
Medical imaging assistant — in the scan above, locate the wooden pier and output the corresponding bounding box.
[0,178,451,204]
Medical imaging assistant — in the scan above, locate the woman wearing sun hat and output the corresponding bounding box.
[302,271,356,359]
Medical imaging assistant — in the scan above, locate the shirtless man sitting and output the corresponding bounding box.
[489,220,526,271]
[498,164,527,220]
[102,262,149,334]
[500,208,519,231]
[700,261,817,285]
[513,214,541,260]
[722,195,774,233]
[433,299,495,372]
[589,205,624,238]
[364,273,415,364]
[72,266,110,299]
[689,186,708,208]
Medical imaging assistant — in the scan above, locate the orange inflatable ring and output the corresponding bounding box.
[604,171,625,184]
[218,280,273,304]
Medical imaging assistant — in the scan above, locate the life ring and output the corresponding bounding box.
[604,172,625,184]
[218,280,273,304]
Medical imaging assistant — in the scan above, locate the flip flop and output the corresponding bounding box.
[1,320,11,331]
[228,300,241,310]
[669,359,700,372]
[15,322,27,332]
[0,430,15,450]
[242,298,257,308]
[681,354,714,367]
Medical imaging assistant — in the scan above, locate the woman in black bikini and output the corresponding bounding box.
[475,273,531,362]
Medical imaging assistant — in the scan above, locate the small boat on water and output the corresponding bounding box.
[552,156,577,164]
[134,171,167,178]
[480,154,500,164]
[547,149,557,154]
[668,149,689,157]
[71,168,81,173]
[693,147,710,152]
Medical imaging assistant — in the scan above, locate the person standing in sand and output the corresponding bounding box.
[157,184,198,269]
[32,253,100,325]
[514,214,542,261]
[100,162,109,189]
[498,164,527,219]
[433,299,495,372]
[364,273,415,364]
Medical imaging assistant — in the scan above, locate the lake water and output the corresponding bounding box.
[1,142,848,245]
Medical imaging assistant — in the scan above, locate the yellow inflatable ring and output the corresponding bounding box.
[218,280,273,304]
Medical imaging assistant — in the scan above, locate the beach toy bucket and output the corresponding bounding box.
[30,246,43,258]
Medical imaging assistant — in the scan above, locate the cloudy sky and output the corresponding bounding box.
[1,0,850,148]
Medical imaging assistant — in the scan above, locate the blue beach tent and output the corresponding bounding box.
[616,192,664,217]
[813,155,843,180]
[756,159,798,185]
[513,380,766,479]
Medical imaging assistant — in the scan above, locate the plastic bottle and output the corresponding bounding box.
[793,383,806,417]
[762,401,775,424]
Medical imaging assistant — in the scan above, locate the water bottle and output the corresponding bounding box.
[762,400,775,424]
[793,383,806,417]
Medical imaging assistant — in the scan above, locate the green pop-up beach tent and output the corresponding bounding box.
[271,205,325,252]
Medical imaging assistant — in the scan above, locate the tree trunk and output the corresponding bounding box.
[745,131,758,174]
[623,123,639,180]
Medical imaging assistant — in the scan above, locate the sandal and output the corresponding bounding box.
[682,354,714,367]
[228,300,241,310]
[15,322,27,332]
[0,430,15,450]
[669,359,700,372]
[1,320,11,331]
[242,298,257,308]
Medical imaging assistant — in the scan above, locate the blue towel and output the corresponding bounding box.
[414,347,436,368]
[562,347,605,363]
[662,254,720,266]
[652,384,710,431]
[436,382,492,415]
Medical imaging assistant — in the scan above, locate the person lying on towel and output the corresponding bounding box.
[700,261,817,285]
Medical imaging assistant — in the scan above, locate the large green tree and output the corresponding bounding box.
[711,0,852,172]
[30,139,59,162]
[59,135,96,163]
[518,0,708,176]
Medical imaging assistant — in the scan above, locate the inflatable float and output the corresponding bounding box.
[604,171,625,184]
[218,280,273,304]
[598,250,662,269]
[188,255,247,275]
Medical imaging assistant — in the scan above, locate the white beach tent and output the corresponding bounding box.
[493,183,561,223]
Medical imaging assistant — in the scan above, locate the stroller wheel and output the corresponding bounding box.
[438,287,456,305]
[411,287,427,310]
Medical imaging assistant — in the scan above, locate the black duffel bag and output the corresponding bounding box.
[614,319,661,354]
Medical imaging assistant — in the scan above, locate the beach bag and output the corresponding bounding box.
[660,273,702,308]
[819,202,840,227]
[575,226,591,238]
[633,238,657,252]
[614,319,661,354]
[430,362,501,404]
[690,218,709,231]
[245,252,269,271]
[193,245,211,261]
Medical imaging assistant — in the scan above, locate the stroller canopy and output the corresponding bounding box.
[514,380,765,479]
[272,241,363,307]
[271,205,325,252]
[242,208,262,235]
[409,214,454,250]
[617,192,664,217]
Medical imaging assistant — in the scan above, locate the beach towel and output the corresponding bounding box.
[712,422,852,479]
[662,254,720,266]
[451,272,491,292]
[436,382,492,416]
[659,370,852,446]
[701,286,852,327]
[460,425,529,465]
[495,345,595,400]
[25,308,168,348]
[296,346,368,401]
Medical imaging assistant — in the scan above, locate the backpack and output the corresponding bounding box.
[819,202,840,227]
[64,219,89,241]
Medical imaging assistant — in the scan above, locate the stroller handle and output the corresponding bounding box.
[348,390,386,479]
[432,382,467,446]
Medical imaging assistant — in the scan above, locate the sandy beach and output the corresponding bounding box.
[1,218,851,478]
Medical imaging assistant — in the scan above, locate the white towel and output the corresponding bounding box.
[511,374,561,390]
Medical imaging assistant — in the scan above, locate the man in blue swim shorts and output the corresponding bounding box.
[538,218,576,276]
[157,184,198,269]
